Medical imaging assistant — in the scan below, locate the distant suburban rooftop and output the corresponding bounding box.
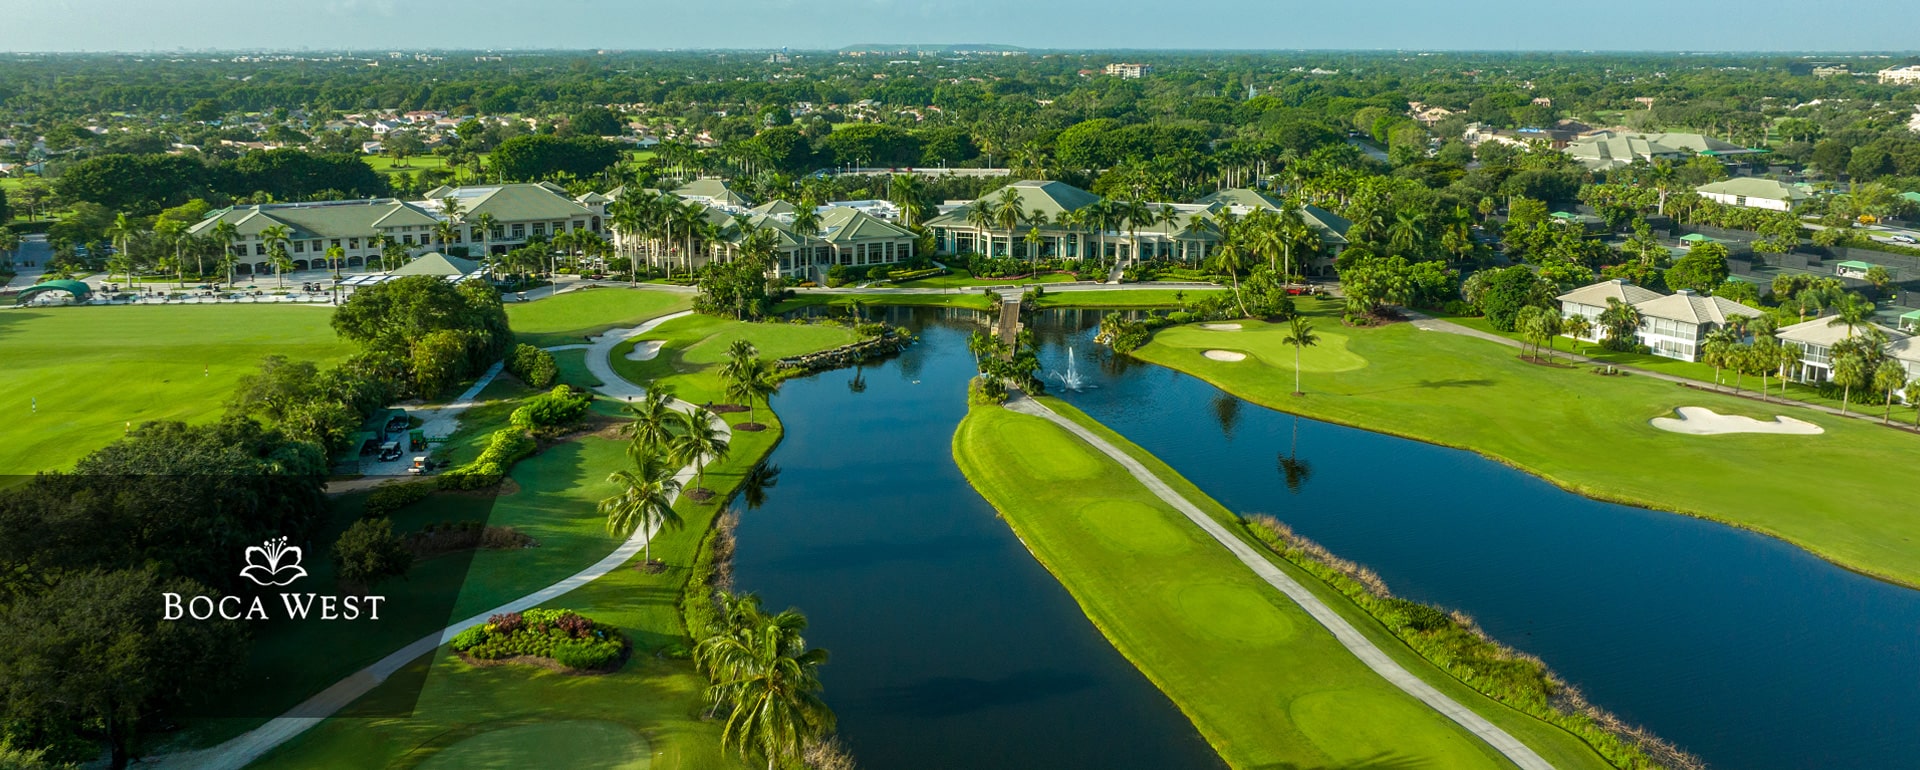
[1695,178,1811,201]
[1556,278,1664,308]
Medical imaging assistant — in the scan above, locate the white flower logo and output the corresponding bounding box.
[240,537,307,587]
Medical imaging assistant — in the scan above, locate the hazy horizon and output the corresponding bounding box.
[3,0,1918,55]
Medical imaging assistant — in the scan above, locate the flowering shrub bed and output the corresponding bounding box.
[450,608,628,672]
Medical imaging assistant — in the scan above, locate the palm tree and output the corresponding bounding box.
[211,220,240,286]
[963,197,998,257]
[1388,208,1429,257]
[0,229,19,268]
[326,245,346,280]
[1874,359,1907,425]
[107,213,142,286]
[1597,298,1642,350]
[1117,197,1152,266]
[672,406,730,499]
[620,387,681,461]
[1205,216,1253,317]
[992,187,1025,259]
[1702,326,1740,389]
[471,212,498,265]
[696,601,834,770]
[1905,379,1920,428]
[1831,341,1873,416]
[1281,315,1319,395]
[1562,314,1593,352]
[1827,292,1874,338]
[888,173,926,228]
[598,450,684,565]
[725,357,777,430]
[259,224,293,288]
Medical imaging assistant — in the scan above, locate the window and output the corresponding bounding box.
[310,240,321,252]
[572,220,584,231]
[511,224,526,239]
[885,242,895,261]
[254,244,266,256]
[293,241,305,253]
[330,239,342,249]
[403,234,415,246]
[349,238,360,249]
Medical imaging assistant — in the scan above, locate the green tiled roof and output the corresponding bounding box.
[1695,178,1810,201]
[187,199,440,240]
[673,178,753,207]
[432,184,596,222]
[817,207,915,244]
[391,252,479,276]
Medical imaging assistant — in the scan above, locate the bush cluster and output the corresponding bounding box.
[1240,515,1697,770]
[451,608,626,671]
[506,343,558,389]
[438,428,535,489]
[509,385,594,432]
[363,480,435,517]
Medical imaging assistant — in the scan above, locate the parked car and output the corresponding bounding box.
[1888,235,1918,245]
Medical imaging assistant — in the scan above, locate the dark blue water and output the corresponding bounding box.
[732,307,1222,770]
[1031,311,1920,770]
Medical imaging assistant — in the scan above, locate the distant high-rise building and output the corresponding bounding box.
[1104,62,1150,79]
[1877,65,1920,84]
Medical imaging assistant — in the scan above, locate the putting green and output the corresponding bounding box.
[1079,499,1193,554]
[416,720,651,770]
[506,288,691,349]
[1151,321,1368,373]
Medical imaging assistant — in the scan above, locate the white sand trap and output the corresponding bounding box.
[1651,406,1824,436]
[1203,350,1248,362]
[625,340,666,361]
[1200,323,1243,331]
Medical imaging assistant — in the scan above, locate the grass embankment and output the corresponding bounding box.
[0,304,352,474]
[1440,313,1920,425]
[954,401,1622,770]
[1031,287,1228,308]
[1139,297,1920,588]
[891,267,1080,288]
[250,315,829,770]
[775,292,994,312]
[506,287,692,349]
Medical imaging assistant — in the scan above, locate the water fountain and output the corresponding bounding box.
[1049,346,1091,391]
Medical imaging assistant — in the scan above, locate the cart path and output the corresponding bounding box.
[152,314,721,770]
[1004,394,1556,770]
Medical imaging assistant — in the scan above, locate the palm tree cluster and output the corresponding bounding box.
[721,340,778,431]
[599,385,733,563]
[695,592,835,770]
[609,191,724,282]
[88,212,246,289]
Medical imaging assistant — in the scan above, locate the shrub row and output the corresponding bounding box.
[678,512,739,653]
[451,608,627,671]
[1239,515,1700,770]
[438,428,535,490]
[775,328,913,374]
[363,480,435,518]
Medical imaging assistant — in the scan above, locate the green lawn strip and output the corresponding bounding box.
[1037,397,1634,770]
[1032,287,1230,308]
[0,305,353,474]
[891,267,1079,288]
[1441,313,1920,424]
[953,403,1528,770]
[506,288,692,349]
[1137,297,1920,588]
[774,292,994,312]
[607,314,859,404]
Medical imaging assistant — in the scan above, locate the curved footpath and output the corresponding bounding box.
[1003,394,1556,770]
[153,311,720,770]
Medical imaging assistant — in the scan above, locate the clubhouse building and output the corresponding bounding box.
[922,180,1352,273]
[188,183,605,275]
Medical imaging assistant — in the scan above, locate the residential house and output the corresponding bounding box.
[1629,289,1765,361]
[1556,279,1666,342]
[1694,178,1811,212]
[1775,317,1910,384]
[1888,337,1920,402]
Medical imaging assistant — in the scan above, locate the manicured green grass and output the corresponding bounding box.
[0,305,352,474]
[1032,288,1229,308]
[506,288,692,348]
[1139,297,1920,587]
[364,154,453,173]
[891,268,1080,288]
[954,402,1614,770]
[608,315,858,404]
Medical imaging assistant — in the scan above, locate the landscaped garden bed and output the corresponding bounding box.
[451,608,629,674]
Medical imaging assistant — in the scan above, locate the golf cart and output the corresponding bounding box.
[377,441,402,461]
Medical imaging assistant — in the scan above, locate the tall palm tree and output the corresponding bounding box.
[259,224,293,289]
[598,450,684,565]
[471,212,498,265]
[1117,197,1152,266]
[992,187,1025,260]
[1831,342,1872,416]
[1205,213,1253,317]
[1281,315,1319,395]
[1874,359,1907,425]
[106,213,143,286]
[1702,326,1740,389]
[620,387,681,461]
[326,245,346,280]
[1827,292,1874,338]
[725,357,777,430]
[963,197,999,257]
[696,600,834,770]
[210,220,240,285]
[671,406,730,498]
[1598,298,1642,350]
[888,173,926,228]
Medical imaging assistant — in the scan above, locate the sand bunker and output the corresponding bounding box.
[625,340,666,361]
[1200,323,1243,331]
[1203,350,1248,362]
[1650,406,1824,436]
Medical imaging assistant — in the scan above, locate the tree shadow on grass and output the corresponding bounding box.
[1351,378,1496,396]
[863,669,1097,718]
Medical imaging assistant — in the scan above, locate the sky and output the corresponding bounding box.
[1,0,1916,53]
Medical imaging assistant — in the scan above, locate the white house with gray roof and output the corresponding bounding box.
[1694,178,1812,212]
[1556,279,1763,361]
[1775,317,1913,385]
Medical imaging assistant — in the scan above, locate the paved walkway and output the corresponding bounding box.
[568,310,696,397]
[1404,312,1902,428]
[1004,395,1556,770]
[153,314,721,770]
